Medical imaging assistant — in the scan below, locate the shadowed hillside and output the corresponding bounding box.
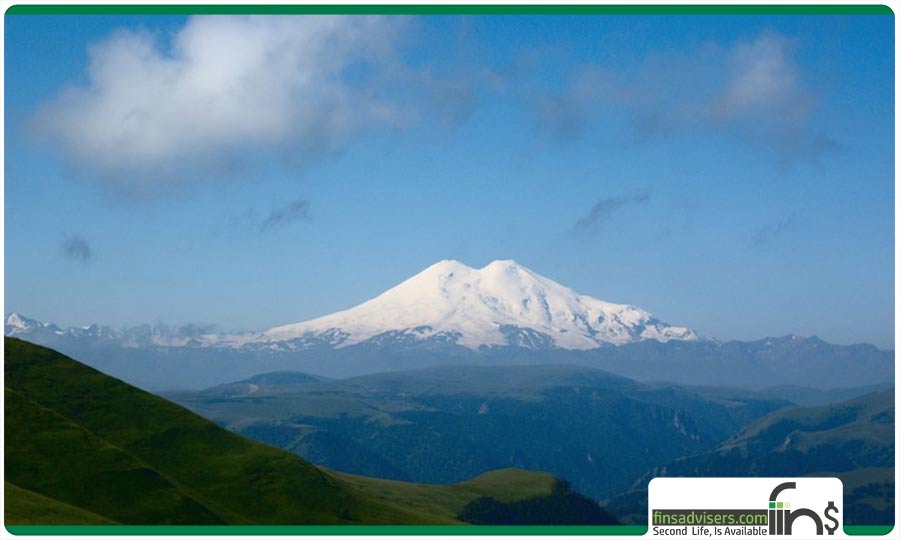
[607,390,895,526]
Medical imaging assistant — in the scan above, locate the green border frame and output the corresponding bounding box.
[844,526,897,536]
[4,525,896,536]
[4,4,896,14]
[4,526,648,536]
[2,1,896,536]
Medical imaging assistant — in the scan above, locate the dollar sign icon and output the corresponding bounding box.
[824,501,840,535]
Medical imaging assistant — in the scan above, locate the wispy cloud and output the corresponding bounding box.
[532,66,616,141]
[61,235,93,262]
[574,192,651,233]
[525,32,836,163]
[259,198,311,233]
[752,212,800,247]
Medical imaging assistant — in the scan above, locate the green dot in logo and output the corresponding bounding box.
[769,502,776,508]
[777,502,784,509]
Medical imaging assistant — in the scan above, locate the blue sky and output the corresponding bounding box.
[4,13,895,347]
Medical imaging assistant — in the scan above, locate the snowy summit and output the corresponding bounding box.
[259,259,699,350]
[4,260,700,352]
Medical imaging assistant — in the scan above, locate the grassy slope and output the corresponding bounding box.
[6,337,423,525]
[5,338,605,526]
[331,468,558,524]
[5,482,119,525]
[6,385,226,524]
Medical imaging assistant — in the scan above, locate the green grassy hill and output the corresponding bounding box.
[331,468,558,523]
[5,482,119,525]
[5,338,616,526]
[332,469,614,525]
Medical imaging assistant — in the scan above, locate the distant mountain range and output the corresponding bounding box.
[4,312,218,348]
[5,260,893,390]
[5,338,617,526]
[607,390,895,526]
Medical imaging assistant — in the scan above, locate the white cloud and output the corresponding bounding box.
[33,16,406,184]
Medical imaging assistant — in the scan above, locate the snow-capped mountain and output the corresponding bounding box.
[3,313,216,348]
[5,261,892,391]
[5,260,698,353]
[255,259,699,350]
[5,312,50,335]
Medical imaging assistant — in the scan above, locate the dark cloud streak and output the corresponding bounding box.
[259,198,311,233]
[61,236,93,262]
[574,192,651,233]
[753,212,800,247]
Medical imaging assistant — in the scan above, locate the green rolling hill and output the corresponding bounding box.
[5,482,119,525]
[5,338,616,526]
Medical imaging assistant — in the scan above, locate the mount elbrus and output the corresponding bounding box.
[5,260,892,390]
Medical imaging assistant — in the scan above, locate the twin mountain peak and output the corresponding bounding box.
[7,259,700,351]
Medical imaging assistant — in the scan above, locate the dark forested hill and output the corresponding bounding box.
[168,364,790,500]
[607,390,895,526]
